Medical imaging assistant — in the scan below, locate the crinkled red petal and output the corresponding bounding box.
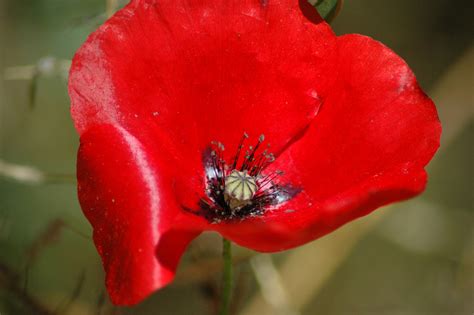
[77,124,205,305]
[213,34,441,251]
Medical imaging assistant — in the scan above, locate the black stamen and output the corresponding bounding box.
[232,132,248,170]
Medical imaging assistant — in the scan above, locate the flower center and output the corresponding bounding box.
[199,133,299,222]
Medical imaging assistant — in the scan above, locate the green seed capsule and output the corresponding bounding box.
[224,170,257,209]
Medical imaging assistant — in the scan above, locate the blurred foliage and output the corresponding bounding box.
[0,0,473,315]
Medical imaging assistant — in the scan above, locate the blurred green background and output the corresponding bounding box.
[0,0,472,314]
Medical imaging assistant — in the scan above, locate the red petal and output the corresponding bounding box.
[69,0,340,305]
[69,0,336,156]
[77,124,204,305]
[213,35,441,251]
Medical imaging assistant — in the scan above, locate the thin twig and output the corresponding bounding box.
[3,58,70,80]
[0,261,53,315]
[54,270,86,314]
[96,290,107,315]
[250,255,299,315]
[0,159,75,184]
[25,219,64,265]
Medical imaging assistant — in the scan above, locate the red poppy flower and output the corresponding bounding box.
[69,0,441,306]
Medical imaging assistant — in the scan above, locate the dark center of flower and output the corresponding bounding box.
[199,133,299,223]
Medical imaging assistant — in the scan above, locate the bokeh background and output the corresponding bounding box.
[0,0,472,314]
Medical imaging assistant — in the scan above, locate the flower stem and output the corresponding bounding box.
[219,238,232,315]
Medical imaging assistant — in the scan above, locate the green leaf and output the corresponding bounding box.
[311,0,343,23]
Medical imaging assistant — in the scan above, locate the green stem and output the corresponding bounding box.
[219,238,232,315]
